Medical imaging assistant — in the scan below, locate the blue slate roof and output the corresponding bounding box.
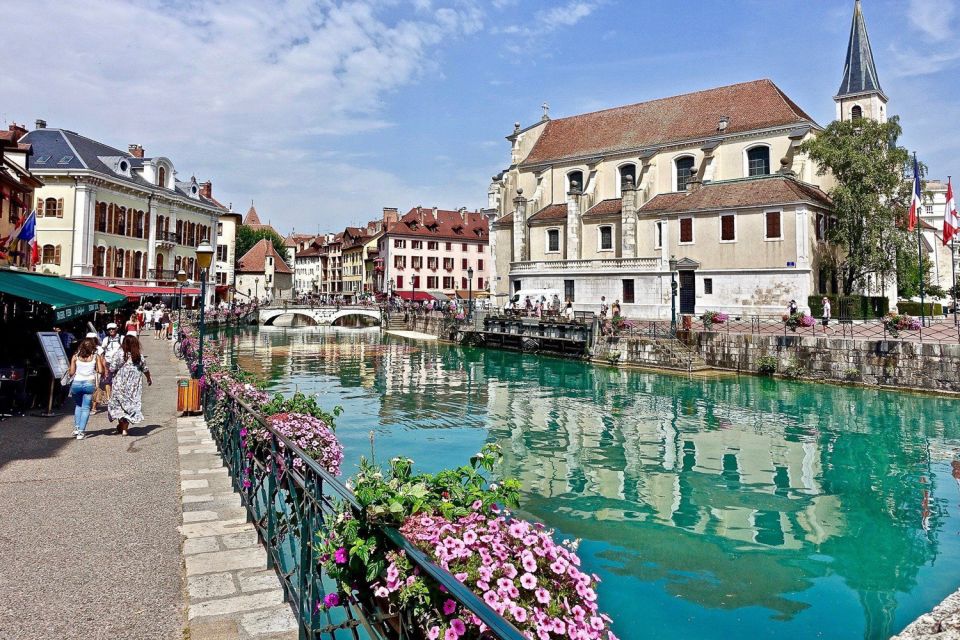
[837,0,884,98]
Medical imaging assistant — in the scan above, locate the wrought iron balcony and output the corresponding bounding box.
[156,231,179,245]
[149,268,178,280]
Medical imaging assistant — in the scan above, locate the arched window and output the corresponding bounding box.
[158,166,166,187]
[675,156,696,191]
[156,253,164,276]
[42,244,57,264]
[142,253,148,280]
[93,246,106,276]
[133,251,143,278]
[617,164,637,195]
[117,207,127,236]
[96,202,108,232]
[566,170,584,194]
[746,146,770,176]
[143,211,150,238]
[44,197,62,218]
[115,248,125,278]
[851,105,862,121]
[174,255,182,272]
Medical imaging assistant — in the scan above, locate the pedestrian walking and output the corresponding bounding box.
[153,305,164,339]
[124,313,140,334]
[821,296,832,329]
[161,308,172,340]
[67,338,105,440]
[108,335,152,436]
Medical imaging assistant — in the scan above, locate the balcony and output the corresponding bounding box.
[509,257,661,275]
[149,268,178,281]
[156,231,178,246]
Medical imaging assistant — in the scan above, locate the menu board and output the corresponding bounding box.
[37,332,70,379]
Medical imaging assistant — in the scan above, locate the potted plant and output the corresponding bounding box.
[700,310,728,328]
[883,312,921,338]
[782,311,815,331]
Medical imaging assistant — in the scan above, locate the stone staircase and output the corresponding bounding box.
[595,335,710,372]
[385,315,407,330]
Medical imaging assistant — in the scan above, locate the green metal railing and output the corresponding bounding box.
[203,383,525,640]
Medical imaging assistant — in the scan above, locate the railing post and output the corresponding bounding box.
[265,442,276,569]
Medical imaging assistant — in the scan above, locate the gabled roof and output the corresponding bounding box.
[837,0,884,99]
[521,80,816,167]
[384,207,489,241]
[638,175,831,214]
[284,232,314,247]
[237,238,292,274]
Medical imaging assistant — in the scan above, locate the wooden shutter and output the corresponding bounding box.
[721,215,735,241]
[766,211,781,239]
[56,198,64,218]
[105,247,112,276]
[36,198,44,217]
[680,218,693,243]
[54,245,61,265]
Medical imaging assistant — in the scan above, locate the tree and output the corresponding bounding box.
[235,225,287,265]
[897,252,945,299]
[799,116,918,295]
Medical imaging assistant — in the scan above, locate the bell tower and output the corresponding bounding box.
[834,0,887,123]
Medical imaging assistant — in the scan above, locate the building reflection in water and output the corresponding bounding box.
[221,327,960,640]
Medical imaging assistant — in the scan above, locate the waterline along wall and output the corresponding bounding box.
[696,333,960,392]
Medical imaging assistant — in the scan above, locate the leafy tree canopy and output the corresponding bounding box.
[799,116,921,294]
[235,225,287,265]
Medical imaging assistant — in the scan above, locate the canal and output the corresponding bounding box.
[221,325,960,640]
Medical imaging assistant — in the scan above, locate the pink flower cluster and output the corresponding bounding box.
[394,509,618,640]
[265,412,343,475]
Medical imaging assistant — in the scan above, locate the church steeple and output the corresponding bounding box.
[834,0,887,123]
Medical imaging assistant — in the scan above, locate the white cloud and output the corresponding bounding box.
[907,0,956,41]
[2,0,486,230]
[494,0,601,38]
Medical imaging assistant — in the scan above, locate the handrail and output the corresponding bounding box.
[211,380,525,640]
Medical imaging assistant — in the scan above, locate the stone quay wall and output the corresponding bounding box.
[695,332,960,393]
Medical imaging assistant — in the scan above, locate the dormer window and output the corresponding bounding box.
[119,160,129,172]
[746,146,770,176]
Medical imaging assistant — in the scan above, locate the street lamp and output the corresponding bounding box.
[176,268,188,330]
[194,240,215,379]
[467,266,474,322]
[668,257,678,333]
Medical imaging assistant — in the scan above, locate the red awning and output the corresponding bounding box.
[393,290,435,301]
[76,280,200,300]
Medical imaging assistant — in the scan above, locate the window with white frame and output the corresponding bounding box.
[720,213,736,242]
[599,225,613,251]
[654,221,664,249]
[546,228,560,253]
[679,217,694,244]
[746,146,771,176]
[675,156,696,192]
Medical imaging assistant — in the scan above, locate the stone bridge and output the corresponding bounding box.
[258,305,381,326]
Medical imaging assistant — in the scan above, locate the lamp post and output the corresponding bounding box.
[668,257,678,333]
[467,266,474,322]
[176,268,188,330]
[195,240,215,379]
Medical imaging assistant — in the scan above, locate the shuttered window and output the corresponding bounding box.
[720,214,735,241]
[679,218,693,243]
[765,211,782,239]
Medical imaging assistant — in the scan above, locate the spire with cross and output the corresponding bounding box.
[541,102,550,121]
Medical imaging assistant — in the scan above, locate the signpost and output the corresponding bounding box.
[36,332,69,417]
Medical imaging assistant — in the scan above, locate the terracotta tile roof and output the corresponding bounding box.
[583,198,622,217]
[384,207,489,241]
[237,238,293,274]
[284,232,314,247]
[296,246,322,257]
[638,176,832,214]
[528,204,568,222]
[244,204,261,226]
[522,79,816,166]
[495,212,514,226]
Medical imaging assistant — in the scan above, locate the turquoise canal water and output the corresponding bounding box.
[221,325,960,640]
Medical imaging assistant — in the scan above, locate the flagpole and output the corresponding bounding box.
[915,153,926,327]
[951,176,958,326]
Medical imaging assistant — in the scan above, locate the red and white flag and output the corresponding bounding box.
[908,156,923,231]
[945,178,959,245]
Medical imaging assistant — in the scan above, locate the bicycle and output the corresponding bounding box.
[173,330,187,360]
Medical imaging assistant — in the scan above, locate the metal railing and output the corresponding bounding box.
[148,268,178,280]
[204,382,524,640]
[692,314,960,344]
[156,231,178,244]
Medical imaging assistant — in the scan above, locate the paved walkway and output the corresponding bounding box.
[0,336,185,639]
[177,415,297,639]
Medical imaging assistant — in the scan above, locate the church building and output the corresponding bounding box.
[488,0,888,318]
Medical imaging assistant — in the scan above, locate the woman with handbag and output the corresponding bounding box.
[67,338,104,440]
[108,335,152,436]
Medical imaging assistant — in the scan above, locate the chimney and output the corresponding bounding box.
[382,207,398,225]
[199,180,213,199]
[34,119,46,130]
[458,206,467,222]
[128,144,144,158]
[8,123,28,140]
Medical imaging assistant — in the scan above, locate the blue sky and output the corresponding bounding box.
[3,0,958,233]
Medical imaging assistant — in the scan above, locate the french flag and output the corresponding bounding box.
[13,211,38,267]
[907,156,922,232]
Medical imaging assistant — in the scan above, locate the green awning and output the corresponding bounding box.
[0,270,126,324]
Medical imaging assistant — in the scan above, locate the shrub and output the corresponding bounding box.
[844,368,861,381]
[782,312,815,331]
[780,358,805,379]
[883,312,921,337]
[757,355,778,375]
[896,301,943,316]
[807,295,889,320]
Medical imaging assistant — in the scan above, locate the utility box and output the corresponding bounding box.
[177,378,202,414]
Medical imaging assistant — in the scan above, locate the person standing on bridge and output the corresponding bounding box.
[108,335,152,436]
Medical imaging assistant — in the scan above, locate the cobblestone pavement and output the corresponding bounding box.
[177,416,297,640]
[0,336,185,639]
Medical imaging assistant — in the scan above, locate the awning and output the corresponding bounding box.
[427,290,450,302]
[0,270,126,324]
[392,290,435,301]
[455,290,490,299]
[76,280,200,299]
